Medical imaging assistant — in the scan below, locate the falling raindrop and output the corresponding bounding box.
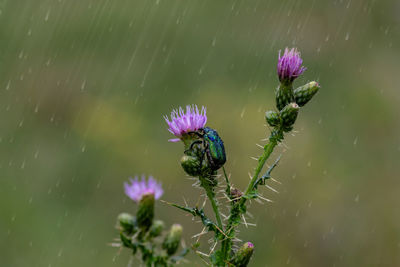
[353,136,358,146]
[240,107,246,118]
[45,9,50,21]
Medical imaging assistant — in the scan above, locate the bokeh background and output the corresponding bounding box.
[1,0,399,266]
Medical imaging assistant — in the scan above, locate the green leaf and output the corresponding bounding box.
[162,201,220,234]
[253,155,281,190]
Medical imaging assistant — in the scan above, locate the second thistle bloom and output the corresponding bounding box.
[277,48,306,83]
[124,176,163,231]
[164,105,207,142]
[124,176,163,203]
[276,48,306,110]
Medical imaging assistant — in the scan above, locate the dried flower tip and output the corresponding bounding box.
[230,188,243,202]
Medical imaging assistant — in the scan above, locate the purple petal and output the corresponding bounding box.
[277,47,306,82]
[164,105,207,140]
[124,175,164,203]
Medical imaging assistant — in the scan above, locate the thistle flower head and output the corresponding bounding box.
[277,48,306,82]
[164,105,207,142]
[124,176,163,203]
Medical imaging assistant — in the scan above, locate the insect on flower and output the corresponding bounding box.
[188,127,226,171]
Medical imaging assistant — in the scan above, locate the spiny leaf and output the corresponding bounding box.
[254,155,281,189]
[161,200,219,234]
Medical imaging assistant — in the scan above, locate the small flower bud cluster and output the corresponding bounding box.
[266,48,320,133]
[117,176,187,266]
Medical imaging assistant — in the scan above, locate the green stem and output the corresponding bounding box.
[207,189,223,230]
[243,136,279,196]
[199,176,223,230]
[222,166,231,196]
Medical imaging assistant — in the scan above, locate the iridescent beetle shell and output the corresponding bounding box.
[201,127,226,171]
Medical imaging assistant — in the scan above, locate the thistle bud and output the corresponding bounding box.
[118,213,136,234]
[275,83,294,111]
[294,81,320,107]
[181,155,202,176]
[149,220,165,238]
[265,111,280,127]
[230,242,254,267]
[136,193,155,232]
[154,259,168,267]
[162,224,183,255]
[280,102,299,132]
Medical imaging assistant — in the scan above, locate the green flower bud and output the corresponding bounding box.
[280,102,299,132]
[230,242,254,267]
[149,220,165,238]
[118,213,136,234]
[154,259,168,267]
[181,155,202,176]
[136,193,155,232]
[294,81,320,107]
[275,83,294,111]
[199,156,218,178]
[265,110,280,127]
[162,224,183,255]
[120,232,134,249]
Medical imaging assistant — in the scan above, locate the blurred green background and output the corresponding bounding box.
[1,0,399,266]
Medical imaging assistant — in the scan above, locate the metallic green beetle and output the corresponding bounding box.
[189,127,226,171]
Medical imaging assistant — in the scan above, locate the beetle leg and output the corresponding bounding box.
[184,140,203,154]
[201,140,210,168]
[186,131,204,138]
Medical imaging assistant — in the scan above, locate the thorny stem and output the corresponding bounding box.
[222,166,231,196]
[243,132,280,197]
[220,129,283,264]
[199,176,223,230]
[208,190,223,230]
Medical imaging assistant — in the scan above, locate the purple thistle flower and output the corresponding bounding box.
[124,175,163,203]
[164,105,207,142]
[277,48,307,82]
